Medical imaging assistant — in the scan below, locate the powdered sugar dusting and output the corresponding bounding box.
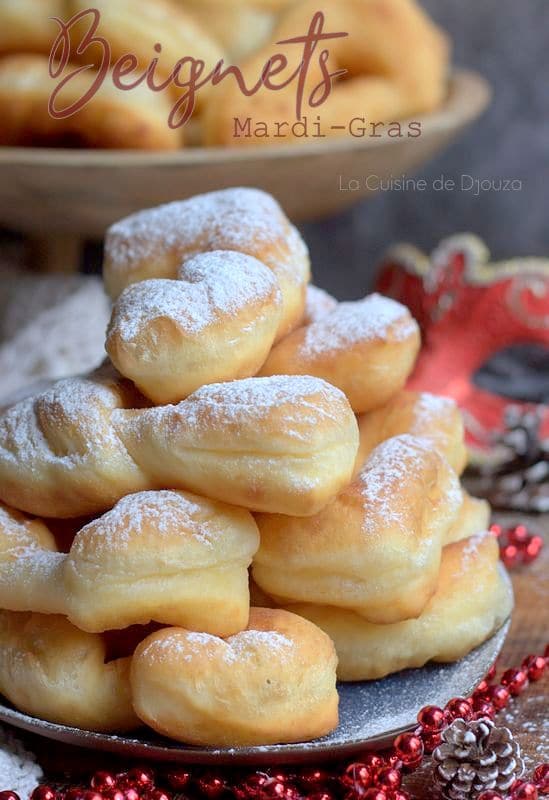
[111,250,280,341]
[0,377,124,469]
[461,529,491,566]
[301,294,418,357]
[304,285,338,324]
[357,435,431,534]
[413,392,456,424]
[106,188,307,283]
[72,491,217,555]
[143,628,294,666]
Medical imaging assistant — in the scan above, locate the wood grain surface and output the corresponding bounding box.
[11,514,549,793]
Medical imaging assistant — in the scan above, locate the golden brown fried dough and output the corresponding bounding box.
[131,608,339,746]
[0,492,259,635]
[289,533,512,680]
[253,434,462,623]
[260,294,421,413]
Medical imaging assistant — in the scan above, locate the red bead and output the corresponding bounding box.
[282,789,300,800]
[502,543,520,567]
[511,782,539,800]
[148,792,170,800]
[502,668,529,696]
[123,791,139,800]
[165,770,191,791]
[299,769,330,791]
[394,732,424,764]
[308,794,334,800]
[341,763,373,790]
[522,655,547,682]
[486,684,511,710]
[485,662,498,682]
[533,763,549,791]
[125,768,156,789]
[197,774,227,799]
[91,772,117,792]
[64,791,86,800]
[422,732,443,753]
[386,752,402,770]
[477,792,504,800]
[445,697,473,721]
[31,790,56,800]
[472,701,496,720]
[258,780,286,800]
[392,793,411,800]
[362,791,388,800]
[509,525,530,545]
[233,775,269,800]
[417,705,445,732]
[376,768,402,791]
[476,679,489,694]
[524,536,544,563]
[363,754,385,776]
[0,793,21,800]
[82,793,103,800]
[102,791,124,800]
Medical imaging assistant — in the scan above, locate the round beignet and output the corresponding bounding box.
[103,188,310,340]
[288,533,512,680]
[259,295,420,413]
[253,434,463,624]
[130,608,339,746]
[356,390,467,475]
[0,610,138,731]
[0,492,259,636]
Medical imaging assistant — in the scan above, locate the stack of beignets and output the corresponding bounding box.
[0,188,510,746]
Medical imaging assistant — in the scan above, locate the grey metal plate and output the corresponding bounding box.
[0,620,510,766]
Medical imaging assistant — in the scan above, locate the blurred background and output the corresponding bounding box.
[1,0,548,293]
[303,0,549,297]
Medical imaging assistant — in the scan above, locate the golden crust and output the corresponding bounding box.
[0,610,138,731]
[446,492,491,545]
[130,608,339,746]
[0,491,259,635]
[106,251,283,404]
[356,390,468,475]
[103,188,311,341]
[289,533,513,681]
[0,0,64,57]
[260,295,420,413]
[0,55,182,150]
[203,0,450,147]
[0,372,358,518]
[253,434,462,624]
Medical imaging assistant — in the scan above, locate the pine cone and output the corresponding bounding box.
[432,718,524,800]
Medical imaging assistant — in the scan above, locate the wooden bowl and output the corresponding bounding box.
[0,70,490,270]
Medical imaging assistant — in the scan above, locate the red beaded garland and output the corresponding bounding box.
[102,791,124,800]
[0,793,21,800]
[91,772,117,792]
[125,768,156,789]
[511,781,539,800]
[392,793,411,800]
[522,655,547,682]
[533,763,549,791]
[417,705,445,732]
[165,770,191,791]
[298,768,330,792]
[445,697,474,721]
[362,754,385,775]
[502,667,530,695]
[421,732,443,753]
[486,684,511,710]
[31,789,56,800]
[122,789,139,800]
[362,790,388,800]
[376,767,402,791]
[64,790,86,800]
[524,536,544,563]
[148,792,171,800]
[82,792,103,800]
[308,793,334,800]
[394,732,424,764]
[233,774,269,800]
[341,763,373,791]
[485,662,498,682]
[197,773,227,799]
[477,792,505,800]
